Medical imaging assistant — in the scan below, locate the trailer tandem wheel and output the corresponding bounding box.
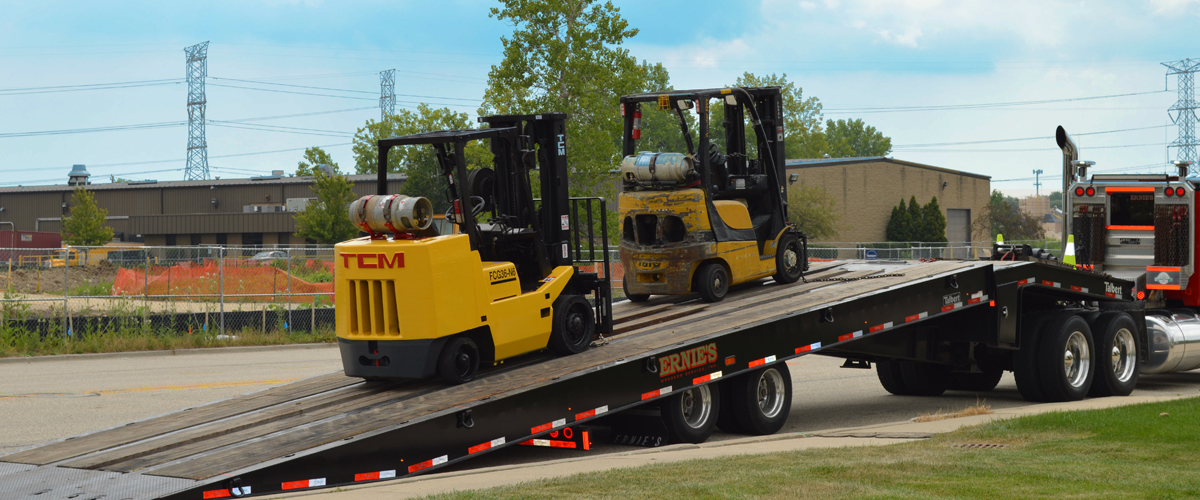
[1087,312,1139,397]
[1036,313,1095,402]
[1014,316,1050,402]
[899,361,950,396]
[876,360,912,396]
[730,364,793,435]
[661,383,720,443]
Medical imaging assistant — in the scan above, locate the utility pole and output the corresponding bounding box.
[1032,169,1043,198]
[380,69,395,122]
[185,42,210,181]
[1163,58,1200,176]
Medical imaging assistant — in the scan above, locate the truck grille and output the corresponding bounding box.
[1155,205,1190,267]
[1073,206,1106,268]
[347,279,400,336]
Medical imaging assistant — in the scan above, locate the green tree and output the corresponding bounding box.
[1048,190,1062,210]
[825,118,892,158]
[787,184,841,240]
[732,72,827,159]
[296,147,339,176]
[293,170,358,244]
[974,189,1045,240]
[906,195,923,241]
[886,199,907,242]
[62,187,113,246]
[921,196,948,242]
[352,104,490,212]
[481,0,671,195]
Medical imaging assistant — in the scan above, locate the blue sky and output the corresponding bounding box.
[1,0,1198,196]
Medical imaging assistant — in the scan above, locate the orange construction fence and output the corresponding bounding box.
[112,260,333,302]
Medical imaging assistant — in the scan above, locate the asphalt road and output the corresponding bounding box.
[4,343,1196,475]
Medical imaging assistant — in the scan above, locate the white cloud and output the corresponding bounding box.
[875,27,923,48]
[800,1,818,10]
[1145,0,1200,13]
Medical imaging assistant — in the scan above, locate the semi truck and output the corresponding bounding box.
[5,123,1200,499]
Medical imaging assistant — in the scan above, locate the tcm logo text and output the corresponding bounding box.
[659,343,717,377]
[340,253,404,269]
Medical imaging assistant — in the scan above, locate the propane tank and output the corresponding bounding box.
[620,152,696,184]
[349,194,433,236]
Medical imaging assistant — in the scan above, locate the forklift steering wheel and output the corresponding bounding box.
[446,196,488,222]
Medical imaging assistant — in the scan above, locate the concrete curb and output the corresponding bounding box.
[275,392,1195,499]
[0,342,337,364]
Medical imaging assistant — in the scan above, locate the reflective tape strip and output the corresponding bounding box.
[1070,285,1089,293]
[869,322,893,333]
[1148,266,1182,272]
[281,478,325,490]
[1018,278,1035,286]
[749,355,777,368]
[905,312,928,323]
[941,302,962,312]
[1105,292,1121,298]
[520,438,577,449]
[354,470,396,482]
[1147,284,1182,290]
[531,418,567,434]
[203,490,231,499]
[469,437,506,454]
[1041,280,1061,288]
[640,386,672,400]
[575,405,609,421]
[407,455,448,474]
[837,331,863,342]
[795,342,822,354]
[693,371,723,385]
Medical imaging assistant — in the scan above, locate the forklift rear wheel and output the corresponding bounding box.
[730,364,793,435]
[623,278,650,303]
[773,234,804,284]
[437,337,480,385]
[695,262,729,303]
[548,295,595,355]
[661,383,719,443]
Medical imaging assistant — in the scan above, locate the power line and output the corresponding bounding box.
[207,120,354,135]
[209,75,481,102]
[898,141,1167,153]
[824,90,1171,114]
[0,78,181,92]
[219,106,377,123]
[207,83,378,101]
[208,122,353,138]
[893,124,1172,148]
[0,121,185,139]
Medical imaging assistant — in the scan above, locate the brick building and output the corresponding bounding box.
[785,157,991,246]
[0,168,406,247]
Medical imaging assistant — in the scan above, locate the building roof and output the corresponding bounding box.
[0,173,406,194]
[785,156,991,181]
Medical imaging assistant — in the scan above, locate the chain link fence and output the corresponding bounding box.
[0,245,335,339]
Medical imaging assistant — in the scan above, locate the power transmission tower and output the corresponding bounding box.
[1163,58,1200,176]
[380,69,395,122]
[185,42,210,181]
[1032,169,1043,197]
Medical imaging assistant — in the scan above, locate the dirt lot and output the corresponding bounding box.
[0,264,118,295]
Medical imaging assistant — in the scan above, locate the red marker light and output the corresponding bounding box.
[1137,291,1145,300]
[1075,187,1085,196]
[1086,186,1096,196]
[1179,187,1187,197]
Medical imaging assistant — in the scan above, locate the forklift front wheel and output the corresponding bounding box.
[695,262,729,303]
[773,234,804,284]
[437,337,481,385]
[623,277,650,303]
[548,295,595,355]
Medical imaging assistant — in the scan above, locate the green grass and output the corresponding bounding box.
[0,326,336,358]
[428,398,1200,499]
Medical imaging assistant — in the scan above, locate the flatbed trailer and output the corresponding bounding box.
[0,259,1142,499]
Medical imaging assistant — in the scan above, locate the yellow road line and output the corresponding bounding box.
[0,378,298,399]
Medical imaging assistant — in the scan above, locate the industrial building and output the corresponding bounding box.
[0,166,406,247]
[784,157,991,247]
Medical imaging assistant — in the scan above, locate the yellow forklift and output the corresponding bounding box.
[617,87,807,302]
[335,113,612,383]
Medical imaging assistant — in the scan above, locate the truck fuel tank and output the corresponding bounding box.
[1142,309,1200,374]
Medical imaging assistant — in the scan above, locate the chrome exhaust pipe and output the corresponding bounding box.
[1056,126,1078,259]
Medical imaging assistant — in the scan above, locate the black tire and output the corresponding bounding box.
[1037,314,1095,402]
[946,368,1004,392]
[1014,316,1049,402]
[622,277,649,303]
[1088,312,1140,397]
[437,336,480,385]
[661,383,720,444]
[875,360,912,395]
[548,295,595,355]
[773,233,804,284]
[899,361,949,396]
[730,364,793,435]
[714,380,744,434]
[694,262,729,303]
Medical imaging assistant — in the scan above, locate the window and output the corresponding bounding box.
[165,234,177,246]
[1110,193,1154,226]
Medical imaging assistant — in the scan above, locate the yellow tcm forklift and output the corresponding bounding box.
[618,87,807,302]
[336,113,612,383]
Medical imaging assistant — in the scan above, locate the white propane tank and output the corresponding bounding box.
[620,152,696,184]
[349,194,434,234]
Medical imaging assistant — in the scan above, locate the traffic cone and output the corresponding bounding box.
[1063,235,1076,266]
[996,233,1004,244]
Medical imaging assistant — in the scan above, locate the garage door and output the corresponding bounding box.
[946,209,970,259]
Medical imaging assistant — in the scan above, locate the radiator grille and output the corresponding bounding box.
[347,279,400,336]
